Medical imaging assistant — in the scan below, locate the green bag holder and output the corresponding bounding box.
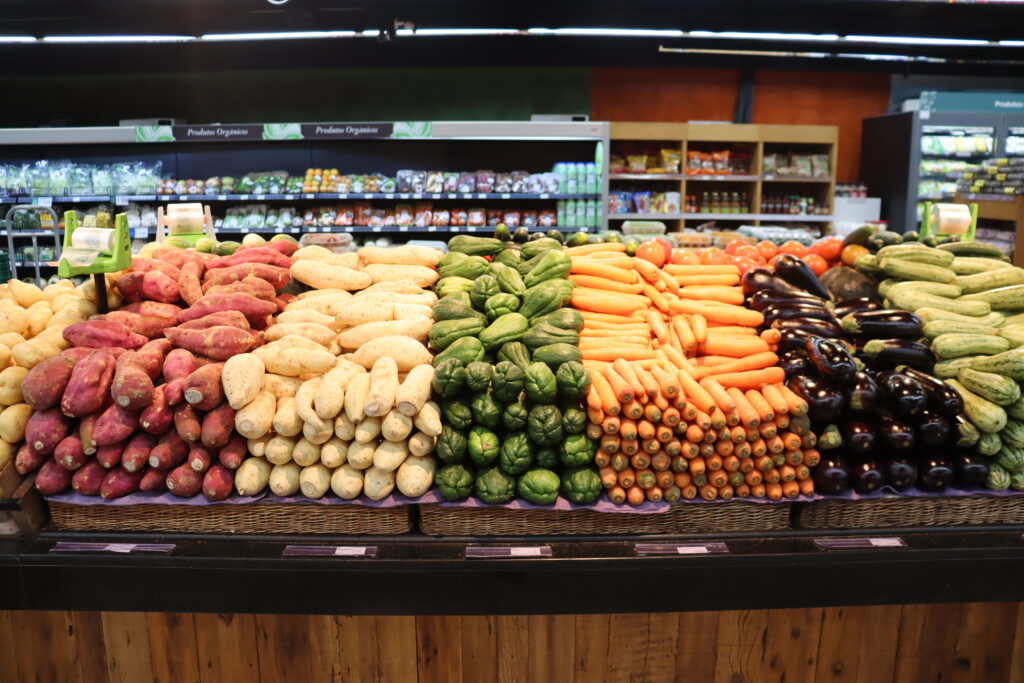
[920,201,978,242]
[58,210,131,313]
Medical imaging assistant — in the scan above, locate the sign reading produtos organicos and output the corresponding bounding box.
[134,122,432,142]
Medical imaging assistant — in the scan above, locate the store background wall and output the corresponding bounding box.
[590,67,891,183]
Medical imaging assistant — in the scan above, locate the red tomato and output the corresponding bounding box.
[701,247,728,266]
[652,237,673,262]
[636,240,666,267]
[779,240,809,258]
[756,240,779,261]
[671,248,700,265]
[725,239,748,256]
[768,253,785,270]
[803,253,829,276]
[734,244,760,261]
[810,237,843,263]
[733,257,760,276]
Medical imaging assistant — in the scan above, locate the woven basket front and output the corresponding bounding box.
[796,495,1024,529]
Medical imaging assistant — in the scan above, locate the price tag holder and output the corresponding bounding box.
[284,194,294,200]
[282,545,377,558]
[371,226,382,233]
[465,545,552,559]
[413,193,423,200]
[50,542,175,554]
[114,196,129,206]
[447,193,457,199]
[254,194,265,201]
[634,542,729,556]
[431,193,441,200]
[364,193,374,200]
[501,193,511,199]
[814,537,906,550]
[304,193,315,200]
[385,193,395,199]
[238,194,249,200]
[540,193,550,199]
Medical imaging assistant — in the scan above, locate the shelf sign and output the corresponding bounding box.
[282,545,377,558]
[814,537,905,550]
[301,123,394,139]
[50,541,175,554]
[135,121,433,143]
[173,124,264,141]
[921,91,1024,114]
[466,545,552,559]
[635,542,728,556]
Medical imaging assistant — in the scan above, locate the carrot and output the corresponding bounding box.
[659,343,690,372]
[580,337,650,349]
[755,454,774,472]
[631,452,651,471]
[586,423,603,441]
[677,370,716,414]
[619,419,638,441]
[699,484,718,501]
[681,441,699,459]
[599,467,618,489]
[679,401,697,422]
[651,364,680,399]
[675,286,745,305]
[776,383,809,415]
[802,432,817,449]
[722,454,741,472]
[735,442,752,459]
[579,311,644,324]
[633,365,660,397]
[765,435,784,454]
[632,257,661,282]
[653,391,670,412]
[627,485,646,506]
[795,464,810,481]
[735,483,751,498]
[751,483,767,498]
[726,387,760,429]
[623,399,644,420]
[594,451,611,468]
[772,452,786,468]
[689,455,707,477]
[766,478,783,498]
[651,453,671,475]
[803,448,821,467]
[645,486,664,503]
[603,366,634,403]
[599,434,621,454]
[646,311,669,343]
[659,269,680,293]
[703,429,719,446]
[566,242,627,256]
[582,347,658,362]
[636,469,657,491]
[675,274,742,287]
[621,439,639,456]
[744,390,775,423]
[720,484,737,500]
[663,485,682,503]
[575,287,652,308]
[691,410,712,431]
[610,453,630,472]
[701,335,771,358]
[758,420,778,439]
[672,317,697,353]
[637,420,657,441]
[570,259,639,283]
[661,407,680,427]
[798,478,814,496]
[751,438,768,458]
[709,368,787,390]
[674,471,692,488]
[580,328,651,338]
[724,408,740,427]
[643,284,670,313]
[572,292,642,316]
[608,485,627,504]
[778,464,797,483]
[699,377,736,413]
[681,484,698,500]
[664,264,739,276]
[643,403,663,424]
[760,384,789,416]
[708,408,727,431]
[705,326,759,336]
[708,469,728,487]
[690,314,708,344]
[656,424,673,443]
[665,439,682,457]
[586,405,605,425]
[781,481,800,499]
[745,469,763,486]
[569,274,645,294]
[618,467,637,488]
[738,426,756,444]
[775,413,790,430]
[782,432,801,452]
[589,370,620,415]
[602,415,621,435]
[705,454,723,473]
[760,328,782,344]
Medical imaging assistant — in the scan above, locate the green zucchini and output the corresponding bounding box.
[956,417,981,448]
[1002,311,1024,327]
[975,430,1002,456]
[1002,419,1024,448]
[931,333,1009,359]
[879,258,956,284]
[947,378,1007,434]
[950,256,1015,275]
[958,367,1022,405]
[999,325,1024,348]
[886,281,962,299]
[890,290,991,317]
[933,356,985,379]
[954,267,1024,295]
[971,348,1024,380]
[1007,394,1024,420]
[997,445,1024,473]
[922,319,995,339]
[876,244,954,267]
[937,241,1006,258]
[959,284,1024,310]
[876,278,900,298]
[854,253,882,274]
[914,307,1004,326]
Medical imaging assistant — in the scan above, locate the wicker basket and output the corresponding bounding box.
[48,501,412,535]
[796,494,1024,529]
[420,501,792,536]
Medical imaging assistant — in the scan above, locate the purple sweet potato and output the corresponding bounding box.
[180,259,204,307]
[202,464,234,501]
[163,326,256,362]
[95,441,126,469]
[200,402,235,448]
[139,468,167,492]
[141,270,181,304]
[203,276,277,301]
[121,301,183,319]
[152,247,195,270]
[202,262,290,290]
[79,413,99,455]
[120,432,156,472]
[115,271,146,303]
[97,311,174,339]
[111,355,155,411]
[173,403,201,442]
[92,403,139,446]
[35,458,73,494]
[164,377,185,406]
[63,320,146,350]
[166,462,203,497]
[131,256,182,280]
[135,338,173,380]
[61,347,94,363]
[177,293,277,327]
[23,355,76,411]
[100,466,144,499]
[61,349,116,418]
[148,430,188,470]
[162,348,200,381]
[248,239,299,257]
[188,444,212,473]
[218,433,247,470]
[25,408,71,456]
[71,460,106,496]
[15,442,47,475]
[177,311,251,331]
[54,434,88,471]
[183,363,225,411]
[139,384,173,435]
[207,247,293,270]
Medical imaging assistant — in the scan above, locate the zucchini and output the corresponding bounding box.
[957,368,1022,405]
[914,307,1005,327]
[1002,419,1024,448]
[937,241,1006,258]
[886,281,962,299]
[1007,394,1024,420]
[854,253,882,274]
[955,416,981,448]
[876,278,900,298]
[890,290,991,317]
[999,325,1024,348]
[971,348,1024,380]
[950,256,1015,275]
[954,267,1024,295]
[1002,311,1024,327]
[879,258,956,284]
[959,284,1024,310]
[922,319,995,339]
[975,430,1002,456]
[876,244,954,267]
[933,356,984,379]
[931,333,1010,359]
[946,378,1007,434]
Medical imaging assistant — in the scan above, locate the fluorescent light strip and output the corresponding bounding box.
[528,27,685,38]
[201,31,356,41]
[43,35,194,43]
[0,36,37,44]
[845,34,990,46]
[999,40,1024,47]
[688,30,840,42]
[405,28,523,37]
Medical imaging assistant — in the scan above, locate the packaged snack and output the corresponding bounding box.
[395,204,414,227]
[365,175,381,193]
[522,210,538,227]
[432,208,450,227]
[334,175,351,193]
[475,170,495,193]
[90,166,112,195]
[264,208,279,229]
[627,155,648,173]
[221,176,236,193]
[664,192,681,213]
[686,151,702,175]
[278,206,295,227]
[538,209,556,227]
[660,149,682,174]
[811,154,830,178]
[651,193,666,213]
[609,191,633,214]
[380,176,396,192]
[247,205,269,229]
[354,202,372,226]
[503,211,521,228]
[410,171,427,193]
[368,210,385,228]
[712,151,731,175]
[383,208,396,227]
[467,207,486,227]
[494,173,513,193]
[633,191,652,213]
[450,208,468,226]
[334,204,354,227]
[351,175,366,193]
[510,171,530,193]
[68,164,93,196]
[487,209,503,226]
[443,172,459,193]
[542,172,560,194]
[457,172,475,193]
[225,208,243,229]
[317,206,335,228]
[414,202,433,227]
[793,155,813,177]
[425,172,444,193]
[396,170,413,193]
[762,153,781,176]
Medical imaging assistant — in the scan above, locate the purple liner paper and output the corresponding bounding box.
[432,494,811,514]
[44,491,266,506]
[267,490,444,507]
[818,485,1024,502]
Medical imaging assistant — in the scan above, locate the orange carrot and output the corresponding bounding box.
[580,336,651,349]
[778,464,797,483]
[803,449,821,467]
[677,370,716,414]
[570,259,639,283]
[782,481,800,499]
[603,366,635,403]
[666,439,683,458]
[621,439,639,456]
[633,365,660,397]
[594,451,611,468]
[735,484,751,498]
[705,326,759,336]
[659,269,680,293]
[656,424,673,443]
[744,390,775,423]
[760,328,782,344]
[619,419,638,441]
[631,452,651,471]
[608,485,627,504]
[618,467,636,488]
[751,483,767,498]
[761,384,789,415]
[586,405,605,425]
[652,452,672,473]
[699,377,736,413]
[637,419,656,441]
[802,432,817,449]
[653,391,670,412]
[709,368,787,390]
[589,370,620,415]
[715,439,735,457]
[632,257,661,282]
[663,264,740,276]
[661,407,680,427]
[569,274,645,294]
[580,327,651,338]
[672,316,697,353]
[566,242,627,256]
[799,478,814,496]
[575,287,652,308]
[679,401,697,422]
[701,335,771,358]
[726,387,760,429]
[775,413,790,430]
[724,408,740,427]
[659,344,690,372]
[722,454,741,472]
[735,442,752,459]
[785,450,803,467]
[572,292,644,316]
[669,299,764,327]
[758,420,778,439]
[708,408,727,431]
[602,415,621,435]
[745,469,763,486]
[708,468,728,487]
[718,484,735,500]
[782,432,802,452]
[766,435,784,454]
[646,311,669,343]
[627,485,646,506]
[738,426,756,444]
[582,347,658,362]
[645,486,664,503]
[691,410,712,431]
[776,383,809,415]
[586,423,603,441]
[622,399,644,420]
[690,314,708,344]
[795,464,810,481]
[643,284,670,313]
[699,484,718,501]
[675,286,745,305]
[651,364,680,398]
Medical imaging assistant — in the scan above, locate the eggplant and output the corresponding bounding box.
[778,349,812,378]
[812,455,850,495]
[778,328,819,354]
[879,372,927,416]
[842,420,876,455]
[741,268,802,297]
[771,317,842,339]
[832,298,882,319]
[897,366,964,417]
[850,457,884,493]
[955,452,990,490]
[840,310,922,339]
[787,375,845,424]
[862,339,935,371]
[845,371,878,413]
[917,453,954,492]
[762,303,836,324]
[748,288,826,312]
[805,336,857,384]
[879,411,915,453]
[916,409,951,447]
[773,253,832,300]
[885,456,918,491]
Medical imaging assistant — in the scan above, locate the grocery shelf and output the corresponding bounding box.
[213,225,596,235]
[0,192,602,205]
[686,175,761,182]
[761,176,834,183]
[609,173,686,181]
[609,212,834,222]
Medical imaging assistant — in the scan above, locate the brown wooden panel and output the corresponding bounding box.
[528,615,576,682]
[496,615,530,683]
[146,613,200,683]
[0,611,20,682]
[644,612,680,682]
[255,614,340,682]
[67,611,110,683]
[714,609,770,683]
[461,615,498,682]
[855,605,901,683]
[953,602,1019,683]
[13,611,76,683]
[605,613,651,683]
[815,606,865,682]
[573,612,610,682]
[193,613,259,683]
[334,615,376,683]
[417,615,462,683]
[376,616,418,683]
[894,603,967,682]
[100,612,153,683]
[677,610,721,682]
[764,608,824,683]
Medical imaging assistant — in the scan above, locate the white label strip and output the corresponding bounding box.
[282,545,378,558]
[466,545,552,559]
[814,537,906,550]
[50,542,175,554]
[635,542,729,556]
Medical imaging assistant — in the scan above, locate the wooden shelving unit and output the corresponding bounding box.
[956,193,1024,266]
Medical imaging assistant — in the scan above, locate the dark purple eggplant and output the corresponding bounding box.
[862,339,935,371]
[850,457,884,493]
[812,454,850,495]
[879,372,927,416]
[787,375,845,424]
[805,336,857,384]
[917,453,954,492]
[832,298,882,319]
[845,371,878,412]
[771,317,842,339]
[840,310,922,339]
[773,253,832,300]
[879,411,915,453]
[955,452,990,490]
[779,349,812,378]
[742,268,802,297]
[778,328,819,354]
[763,303,836,324]
[916,409,951,447]
[897,366,964,417]
[748,288,826,312]
[842,420,876,454]
[885,456,918,492]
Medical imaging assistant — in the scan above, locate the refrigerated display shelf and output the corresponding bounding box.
[760,176,834,183]
[0,192,602,204]
[609,212,834,222]
[609,173,687,181]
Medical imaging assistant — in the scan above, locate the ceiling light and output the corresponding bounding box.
[42,35,194,44]
[688,31,839,42]
[528,28,685,38]
[0,36,37,44]
[845,35,990,46]
[200,31,356,41]
[999,40,1024,46]
[406,28,523,37]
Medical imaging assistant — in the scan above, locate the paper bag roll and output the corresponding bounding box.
[930,203,972,235]
[70,228,116,253]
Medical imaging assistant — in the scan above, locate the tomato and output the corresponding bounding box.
[651,237,673,262]
[803,254,829,276]
[636,240,666,267]
[779,240,808,258]
[701,247,729,266]
[810,237,843,263]
[841,244,870,267]
[671,248,700,265]
[756,240,778,261]
[733,257,760,276]
[725,239,748,256]
[768,253,786,270]
[734,244,760,261]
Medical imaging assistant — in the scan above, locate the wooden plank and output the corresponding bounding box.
[334,615,374,683]
[0,611,20,683]
[193,613,259,683]
[893,603,966,682]
[611,122,687,142]
[814,606,865,682]
[255,614,339,682]
[764,608,824,683]
[11,611,75,683]
[714,609,770,683]
[416,615,462,683]
[677,610,720,682]
[66,611,110,683]
[953,602,1019,683]
[376,616,418,683]
[643,612,680,683]
[146,613,199,683]
[604,613,650,683]
[461,615,498,682]
[528,615,576,682]
[574,612,610,682]
[496,615,529,683]
[853,605,901,683]
[100,612,153,683]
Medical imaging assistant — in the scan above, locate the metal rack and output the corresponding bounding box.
[3,204,61,284]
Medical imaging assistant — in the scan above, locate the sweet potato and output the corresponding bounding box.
[121,432,157,472]
[262,373,302,399]
[164,377,185,406]
[177,293,277,327]
[162,348,199,382]
[183,363,225,410]
[152,247,194,270]
[15,442,47,475]
[131,256,182,280]
[177,311,251,331]
[79,413,99,455]
[234,391,275,439]
[362,264,439,288]
[234,456,271,495]
[291,260,372,291]
[179,259,204,306]
[63,320,146,350]
[122,301,183,320]
[61,347,95,363]
[140,469,168,492]
[115,271,146,303]
[255,239,300,257]
[173,403,201,442]
[61,349,116,418]
[22,355,76,411]
[165,462,202,497]
[164,326,256,361]
[218,433,247,470]
[202,263,290,289]
[135,338,173,380]
[0,402,31,443]
[203,276,277,301]
[275,309,341,331]
[111,355,156,411]
[100,466,144,499]
[333,302,433,327]
[54,433,88,471]
[92,403,139,446]
[200,402,235,448]
[139,385,173,435]
[254,342,335,377]
[141,270,181,304]
[263,322,336,347]
[35,458,73,494]
[351,336,432,371]
[358,245,442,267]
[337,316,432,350]
[96,441,125,469]
[149,430,188,470]
[207,247,292,270]
[97,311,173,339]
[201,463,234,501]
[26,408,71,455]
[188,444,212,473]
[72,460,106,495]
[293,245,359,268]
